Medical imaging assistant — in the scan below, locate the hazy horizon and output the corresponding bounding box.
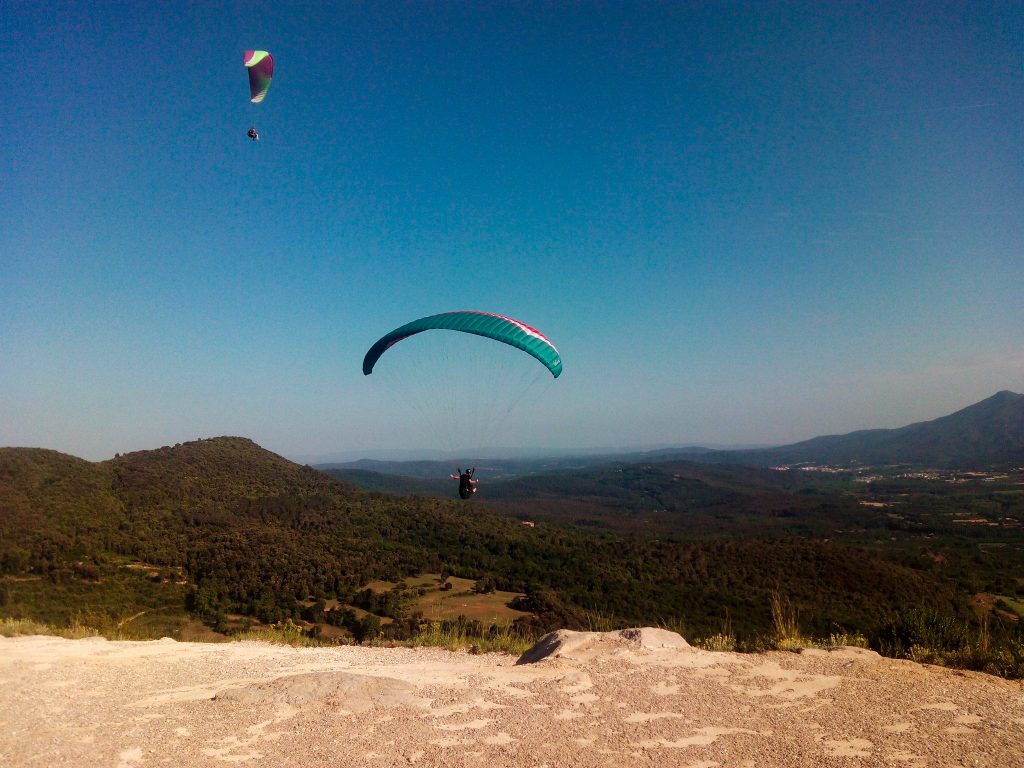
[292,441,762,466]
[4,388,1018,465]
[3,3,1021,462]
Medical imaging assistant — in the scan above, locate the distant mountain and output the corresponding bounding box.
[302,444,727,465]
[317,449,718,482]
[323,393,1024,474]
[323,467,451,496]
[706,391,1024,469]
[319,456,602,481]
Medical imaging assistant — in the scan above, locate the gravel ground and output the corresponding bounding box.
[1,629,1022,767]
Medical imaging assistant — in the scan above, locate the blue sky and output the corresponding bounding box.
[2,1,1021,461]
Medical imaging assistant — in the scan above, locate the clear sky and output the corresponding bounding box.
[2,1,1022,462]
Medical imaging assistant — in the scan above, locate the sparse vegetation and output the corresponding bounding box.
[825,630,869,649]
[0,617,61,638]
[872,607,1024,678]
[770,591,809,651]
[234,619,323,647]
[696,633,737,652]
[400,618,535,655]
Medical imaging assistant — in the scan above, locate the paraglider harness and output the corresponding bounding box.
[452,467,477,499]
[247,127,259,141]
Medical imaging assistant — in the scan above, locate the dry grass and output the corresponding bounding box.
[697,633,738,652]
[825,630,869,648]
[770,591,810,651]
[397,624,534,656]
[232,619,323,647]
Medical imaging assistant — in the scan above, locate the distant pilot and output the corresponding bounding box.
[247,127,259,141]
[449,467,478,499]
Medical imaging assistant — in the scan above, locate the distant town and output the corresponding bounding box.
[770,463,1024,484]
[767,463,1024,533]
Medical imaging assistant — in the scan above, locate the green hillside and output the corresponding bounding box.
[0,437,978,641]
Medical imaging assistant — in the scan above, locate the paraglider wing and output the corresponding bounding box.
[362,311,562,378]
[243,50,274,103]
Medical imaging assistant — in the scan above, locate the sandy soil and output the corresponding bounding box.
[1,628,1022,767]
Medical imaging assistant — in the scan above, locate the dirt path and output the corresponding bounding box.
[0,630,1021,767]
[117,611,148,628]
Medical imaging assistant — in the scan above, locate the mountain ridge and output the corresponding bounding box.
[706,390,1024,468]
[318,391,1024,477]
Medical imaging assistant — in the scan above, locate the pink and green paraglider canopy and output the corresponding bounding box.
[243,50,274,104]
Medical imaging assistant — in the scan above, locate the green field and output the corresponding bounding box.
[359,573,530,626]
[995,595,1024,619]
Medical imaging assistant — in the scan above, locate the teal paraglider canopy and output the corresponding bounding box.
[362,311,562,378]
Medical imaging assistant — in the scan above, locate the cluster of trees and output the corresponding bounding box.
[350,586,410,618]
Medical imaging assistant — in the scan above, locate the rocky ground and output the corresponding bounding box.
[1,628,1022,767]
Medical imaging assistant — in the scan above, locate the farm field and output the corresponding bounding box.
[360,573,530,626]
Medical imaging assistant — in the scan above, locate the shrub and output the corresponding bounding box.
[873,608,969,659]
[698,633,737,652]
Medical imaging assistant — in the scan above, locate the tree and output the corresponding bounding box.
[353,615,382,643]
[473,577,496,595]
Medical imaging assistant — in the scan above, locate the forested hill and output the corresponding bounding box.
[0,437,969,638]
[707,390,1024,468]
[111,436,362,503]
[0,448,126,549]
